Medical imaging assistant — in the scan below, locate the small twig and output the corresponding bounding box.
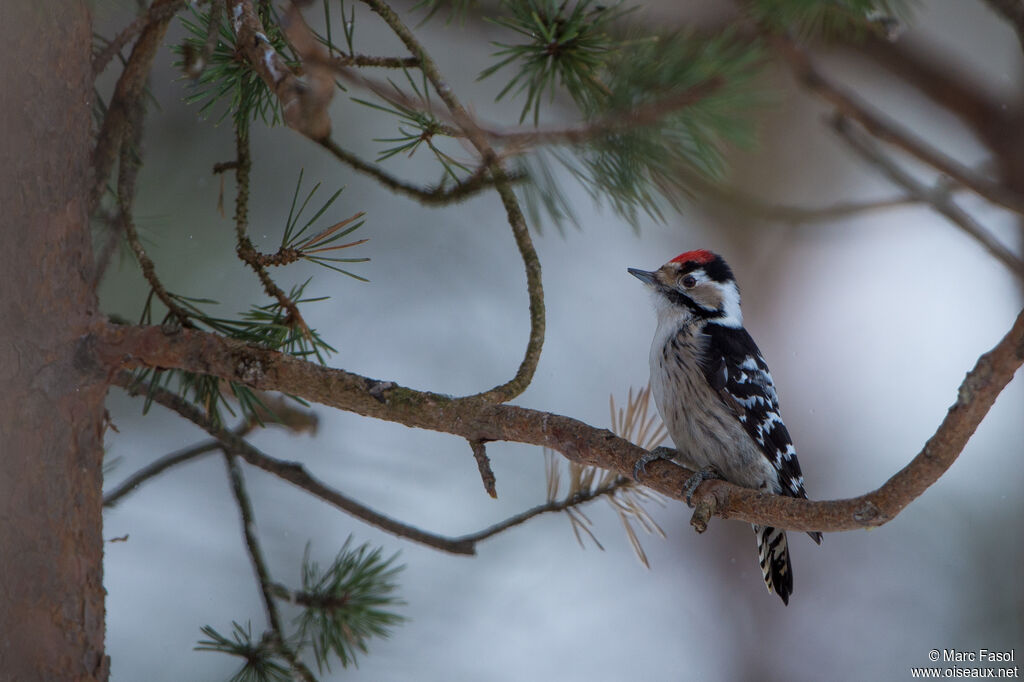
[232,124,312,336]
[775,35,1024,216]
[487,78,723,153]
[182,0,223,79]
[112,371,476,554]
[676,166,928,225]
[116,103,193,327]
[455,478,634,545]
[224,454,316,682]
[330,54,420,69]
[317,138,515,204]
[103,433,239,508]
[831,115,1024,280]
[227,0,333,139]
[469,440,497,498]
[356,0,545,405]
[269,582,350,610]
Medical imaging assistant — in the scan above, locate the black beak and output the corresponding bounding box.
[628,268,657,285]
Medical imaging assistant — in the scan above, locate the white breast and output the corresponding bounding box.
[648,315,779,492]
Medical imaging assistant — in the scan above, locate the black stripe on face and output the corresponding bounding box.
[664,288,717,318]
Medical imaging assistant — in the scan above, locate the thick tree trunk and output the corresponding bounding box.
[0,2,108,680]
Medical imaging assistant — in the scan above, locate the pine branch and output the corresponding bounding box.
[355,0,545,404]
[94,310,1024,536]
[317,138,514,205]
[103,429,246,508]
[831,115,1024,280]
[774,35,1024,216]
[488,78,723,152]
[224,454,317,682]
[231,125,314,339]
[226,0,333,139]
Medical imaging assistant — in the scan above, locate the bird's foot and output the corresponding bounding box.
[683,466,723,507]
[632,446,678,481]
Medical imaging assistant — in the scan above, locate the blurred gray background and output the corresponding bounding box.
[96,0,1023,679]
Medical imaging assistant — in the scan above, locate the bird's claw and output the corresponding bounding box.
[683,467,722,506]
[632,446,678,480]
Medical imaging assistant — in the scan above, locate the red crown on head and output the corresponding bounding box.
[670,249,716,265]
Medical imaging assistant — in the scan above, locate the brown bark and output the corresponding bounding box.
[91,306,1024,536]
[0,2,108,680]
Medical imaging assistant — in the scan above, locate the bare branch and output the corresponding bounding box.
[231,125,312,337]
[316,138,516,205]
[469,440,497,498]
[843,36,1003,139]
[353,0,545,404]
[677,166,925,226]
[92,308,1024,535]
[111,371,643,555]
[116,97,193,327]
[104,432,239,508]
[456,477,634,545]
[774,36,1024,216]
[224,454,316,682]
[329,54,421,69]
[112,372,477,554]
[831,115,1024,279]
[91,0,178,212]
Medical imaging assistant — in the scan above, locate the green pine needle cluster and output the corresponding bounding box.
[131,280,335,427]
[574,31,764,221]
[196,622,292,682]
[282,171,370,281]
[295,540,406,671]
[479,0,633,124]
[198,540,404,679]
[174,6,297,127]
[353,71,470,183]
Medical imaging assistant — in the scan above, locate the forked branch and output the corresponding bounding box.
[92,303,1024,535]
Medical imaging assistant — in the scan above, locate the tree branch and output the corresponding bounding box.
[91,308,1024,535]
[843,36,1003,140]
[111,371,642,555]
[91,0,178,213]
[774,36,1024,216]
[226,0,333,139]
[224,454,316,682]
[355,0,545,404]
[486,78,723,153]
[982,0,1024,53]
[104,432,239,508]
[830,115,1024,279]
[316,137,516,205]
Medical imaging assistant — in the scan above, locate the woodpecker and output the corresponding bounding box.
[628,249,821,605]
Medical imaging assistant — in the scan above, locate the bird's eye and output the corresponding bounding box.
[681,275,697,288]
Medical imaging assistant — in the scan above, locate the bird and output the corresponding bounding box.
[628,249,821,605]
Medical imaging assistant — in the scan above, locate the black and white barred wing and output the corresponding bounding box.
[700,324,809,500]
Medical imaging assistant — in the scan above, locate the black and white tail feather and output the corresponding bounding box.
[630,249,822,605]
